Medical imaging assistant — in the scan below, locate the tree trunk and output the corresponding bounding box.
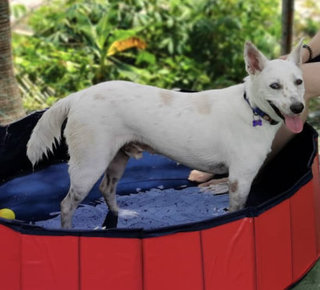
[0,0,25,125]
[281,0,294,55]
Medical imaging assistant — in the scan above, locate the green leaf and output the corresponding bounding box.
[136,51,156,65]
[96,14,111,49]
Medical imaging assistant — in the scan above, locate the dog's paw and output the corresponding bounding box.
[118,209,139,218]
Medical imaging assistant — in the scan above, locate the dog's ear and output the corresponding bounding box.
[244,41,268,75]
[287,38,304,66]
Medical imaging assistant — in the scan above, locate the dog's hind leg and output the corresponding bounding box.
[99,150,129,221]
[61,167,107,228]
[100,145,145,228]
[60,149,116,229]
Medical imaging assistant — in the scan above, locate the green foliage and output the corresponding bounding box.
[190,0,281,84]
[12,0,281,111]
[294,0,320,39]
[11,3,27,19]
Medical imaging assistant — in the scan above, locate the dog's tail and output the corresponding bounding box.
[27,97,72,166]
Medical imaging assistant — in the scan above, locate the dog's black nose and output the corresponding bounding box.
[290,102,304,114]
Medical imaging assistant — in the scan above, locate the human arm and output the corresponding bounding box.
[302,30,320,63]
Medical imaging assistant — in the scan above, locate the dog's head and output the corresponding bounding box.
[244,40,305,133]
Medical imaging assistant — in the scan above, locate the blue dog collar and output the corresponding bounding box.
[243,92,278,127]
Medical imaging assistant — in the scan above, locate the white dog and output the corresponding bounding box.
[27,41,305,229]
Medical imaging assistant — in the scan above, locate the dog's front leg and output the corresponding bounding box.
[228,179,251,211]
[228,166,260,212]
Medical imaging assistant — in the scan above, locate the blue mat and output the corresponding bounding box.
[0,153,194,221]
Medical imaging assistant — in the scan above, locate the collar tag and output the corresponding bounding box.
[253,119,262,127]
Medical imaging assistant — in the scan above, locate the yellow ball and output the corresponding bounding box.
[0,208,16,220]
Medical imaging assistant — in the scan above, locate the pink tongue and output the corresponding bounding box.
[284,115,304,133]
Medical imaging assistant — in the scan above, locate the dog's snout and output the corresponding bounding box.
[290,102,304,114]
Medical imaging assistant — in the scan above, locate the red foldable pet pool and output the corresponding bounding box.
[0,112,319,290]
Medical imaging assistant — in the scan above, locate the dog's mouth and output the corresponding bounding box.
[268,101,304,133]
[268,101,284,120]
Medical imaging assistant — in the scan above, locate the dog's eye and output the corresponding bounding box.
[270,83,281,90]
[295,79,303,85]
